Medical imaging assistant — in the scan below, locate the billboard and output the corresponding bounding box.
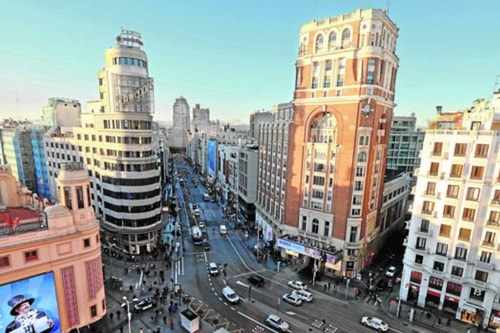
[0,272,61,333]
[207,140,216,177]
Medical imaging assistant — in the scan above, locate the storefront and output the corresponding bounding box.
[460,302,485,326]
[488,309,500,330]
[442,295,459,315]
[425,289,441,309]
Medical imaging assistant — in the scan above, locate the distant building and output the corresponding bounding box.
[0,162,106,332]
[400,91,500,330]
[41,97,81,127]
[170,96,190,152]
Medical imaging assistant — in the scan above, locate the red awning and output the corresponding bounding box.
[427,289,441,297]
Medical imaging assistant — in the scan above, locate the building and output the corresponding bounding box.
[387,113,425,180]
[44,29,163,255]
[267,8,400,277]
[400,91,500,330]
[249,110,273,140]
[41,98,82,128]
[170,96,190,152]
[191,103,211,136]
[0,163,106,332]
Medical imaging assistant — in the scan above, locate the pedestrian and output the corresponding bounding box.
[163,315,167,325]
[109,312,114,321]
[170,318,174,330]
[438,317,441,326]
[116,309,121,320]
[328,282,331,290]
[324,284,327,291]
[119,327,123,333]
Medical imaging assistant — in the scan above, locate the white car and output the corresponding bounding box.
[265,314,289,332]
[198,221,205,228]
[361,316,389,332]
[222,286,240,304]
[385,266,397,278]
[208,262,219,276]
[292,289,313,302]
[288,280,307,290]
[282,293,303,306]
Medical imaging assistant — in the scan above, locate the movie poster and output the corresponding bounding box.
[0,272,61,333]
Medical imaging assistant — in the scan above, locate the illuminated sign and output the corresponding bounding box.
[0,272,61,332]
[116,29,143,46]
[120,80,153,106]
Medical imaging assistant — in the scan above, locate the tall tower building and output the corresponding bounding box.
[191,103,210,135]
[44,29,163,254]
[280,8,399,276]
[170,96,190,152]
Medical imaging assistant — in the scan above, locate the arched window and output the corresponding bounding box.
[342,28,351,41]
[358,151,367,162]
[315,34,324,52]
[312,219,319,234]
[328,31,337,44]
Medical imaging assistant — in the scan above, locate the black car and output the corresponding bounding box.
[376,278,388,291]
[202,239,211,251]
[133,296,156,312]
[247,275,265,287]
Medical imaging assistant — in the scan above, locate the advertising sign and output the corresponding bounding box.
[207,140,216,176]
[0,272,61,333]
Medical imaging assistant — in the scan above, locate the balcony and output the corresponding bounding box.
[481,241,495,248]
[486,220,500,227]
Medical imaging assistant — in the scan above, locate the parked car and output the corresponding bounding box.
[288,280,307,290]
[203,192,210,201]
[202,239,211,251]
[222,286,240,304]
[133,296,156,313]
[198,220,205,228]
[360,316,389,332]
[208,262,219,276]
[247,275,265,287]
[292,289,313,302]
[385,266,397,278]
[265,314,289,332]
[376,279,388,291]
[282,293,303,306]
[219,225,227,235]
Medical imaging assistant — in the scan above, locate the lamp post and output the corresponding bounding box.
[122,296,137,333]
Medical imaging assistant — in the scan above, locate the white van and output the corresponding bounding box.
[219,225,227,235]
[292,289,313,302]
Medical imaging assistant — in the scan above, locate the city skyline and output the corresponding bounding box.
[1,0,499,126]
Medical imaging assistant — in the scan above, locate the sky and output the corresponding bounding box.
[1,1,499,127]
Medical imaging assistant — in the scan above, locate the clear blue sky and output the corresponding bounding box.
[1,1,499,126]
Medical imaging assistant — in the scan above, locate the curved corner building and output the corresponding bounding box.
[89,30,162,254]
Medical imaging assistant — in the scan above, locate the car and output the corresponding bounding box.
[193,208,201,217]
[133,296,156,313]
[209,262,219,276]
[198,221,205,228]
[288,280,307,290]
[202,239,211,251]
[385,266,397,278]
[203,193,210,201]
[282,293,303,306]
[247,275,265,287]
[360,316,389,332]
[219,225,227,235]
[292,289,313,302]
[222,286,240,304]
[265,314,289,332]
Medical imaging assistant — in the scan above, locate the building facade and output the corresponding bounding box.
[400,92,500,330]
[44,30,163,255]
[0,163,106,332]
[170,96,190,152]
[274,8,400,277]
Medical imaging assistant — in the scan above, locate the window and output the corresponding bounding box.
[91,305,97,317]
[446,281,462,296]
[439,224,451,238]
[24,250,38,262]
[0,256,10,268]
[466,187,480,201]
[84,238,91,248]
[450,164,463,178]
[462,208,475,222]
[493,190,500,204]
[76,186,85,209]
[415,254,423,264]
[458,228,471,242]
[428,276,443,290]
[341,28,351,41]
[328,31,337,44]
[301,216,306,231]
[429,162,439,176]
[446,185,459,198]
[422,201,434,214]
[410,270,422,283]
[470,166,484,180]
[425,182,436,196]
[470,288,485,301]
[420,219,430,233]
[451,266,464,278]
[436,243,448,256]
[324,221,330,237]
[416,237,426,250]
[488,211,500,224]
[454,247,468,260]
[483,231,496,245]
[475,270,488,282]
[433,261,444,272]
[479,251,492,263]
[432,142,443,155]
[312,219,319,234]
[349,227,358,243]
[454,143,467,156]
[443,205,455,218]
[475,144,489,157]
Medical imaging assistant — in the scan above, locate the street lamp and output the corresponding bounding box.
[121,296,138,333]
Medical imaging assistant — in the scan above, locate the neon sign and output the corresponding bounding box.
[120,80,153,106]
